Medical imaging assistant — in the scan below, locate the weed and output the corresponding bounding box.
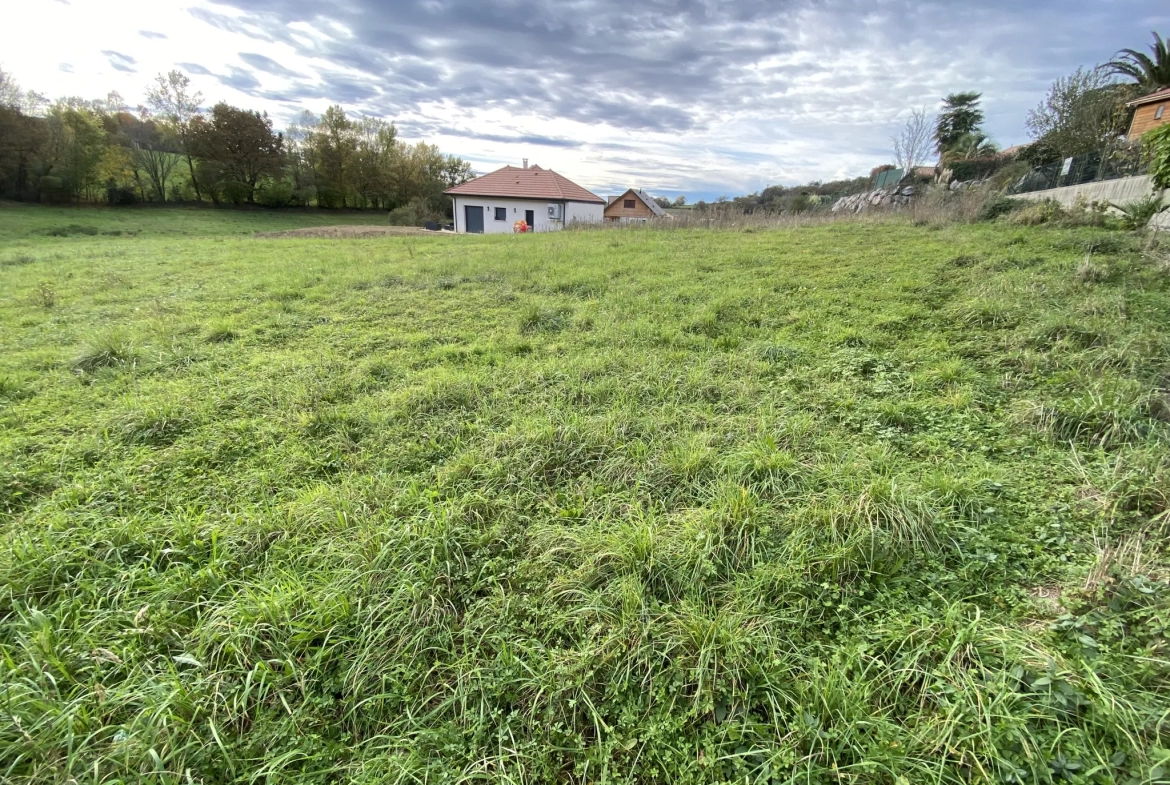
[1075,257,1108,283]
[519,304,571,333]
[72,330,137,374]
[32,280,57,308]
[1,252,35,267]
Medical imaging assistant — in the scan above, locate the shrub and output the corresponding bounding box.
[256,179,295,207]
[1111,195,1167,231]
[1007,199,1064,226]
[106,186,139,206]
[387,197,445,227]
[977,195,1024,222]
[1144,122,1170,190]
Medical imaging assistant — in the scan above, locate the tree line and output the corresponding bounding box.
[0,69,473,218]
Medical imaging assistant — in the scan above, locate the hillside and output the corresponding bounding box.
[1,207,1168,784]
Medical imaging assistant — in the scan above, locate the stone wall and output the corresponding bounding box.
[831,186,916,214]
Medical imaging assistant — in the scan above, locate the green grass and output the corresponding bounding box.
[0,202,385,242]
[1,207,1168,784]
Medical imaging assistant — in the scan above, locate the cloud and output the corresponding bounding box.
[59,63,74,73]
[138,30,168,40]
[101,50,138,73]
[5,0,1167,198]
[447,130,583,149]
[163,0,1162,193]
[177,62,213,76]
[218,66,261,91]
[238,52,301,77]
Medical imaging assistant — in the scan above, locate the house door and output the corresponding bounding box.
[525,210,535,232]
[465,205,484,234]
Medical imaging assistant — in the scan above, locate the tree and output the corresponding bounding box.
[0,104,42,199]
[1105,31,1170,94]
[673,195,686,207]
[189,103,283,204]
[0,67,18,108]
[653,195,671,209]
[892,107,934,172]
[1026,67,1131,158]
[0,67,47,115]
[935,92,985,154]
[146,71,204,201]
[126,110,181,201]
[314,105,355,207]
[41,103,108,201]
[945,132,998,162]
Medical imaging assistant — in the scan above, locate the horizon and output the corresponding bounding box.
[1,0,1167,202]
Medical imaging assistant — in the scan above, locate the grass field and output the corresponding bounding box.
[1,204,1168,784]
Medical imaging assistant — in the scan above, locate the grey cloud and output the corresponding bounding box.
[59,63,73,73]
[187,0,1170,189]
[102,50,138,73]
[178,62,213,76]
[239,52,302,77]
[219,67,262,91]
[139,30,168,40]
[446,130,583,149]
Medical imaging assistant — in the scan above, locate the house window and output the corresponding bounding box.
[1157,105,1166,120]
[494,207,506,221]
[623,199,635,209]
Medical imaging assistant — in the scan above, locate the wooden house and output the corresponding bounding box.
[603,189,671,223]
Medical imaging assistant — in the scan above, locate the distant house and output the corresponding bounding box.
[443,161,605,234]
[1127,87,1170,140]
[603,189,672,223]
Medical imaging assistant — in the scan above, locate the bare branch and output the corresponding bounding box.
[892,107,935,173]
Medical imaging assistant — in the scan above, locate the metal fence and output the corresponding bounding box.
[1007,146,1147,195]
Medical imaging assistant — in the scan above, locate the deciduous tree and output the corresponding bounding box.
[145,70,204,201]
[892,107,935,172]
[189,103,283,204]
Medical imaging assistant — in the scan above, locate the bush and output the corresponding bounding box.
[1112,195,1168,231]
[257,179,295,208]
[977,195,1024,222]
[387,197,445,227]
[1144,123,1170,190]
[949,158,1003,182]
[107,186,139,206]
[1007,199,1065,226]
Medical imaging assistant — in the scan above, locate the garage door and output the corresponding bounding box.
[464,205,484,233]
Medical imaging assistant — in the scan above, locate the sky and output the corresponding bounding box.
[2,0,1167,201]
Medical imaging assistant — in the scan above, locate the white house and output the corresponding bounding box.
[444,162,605,233]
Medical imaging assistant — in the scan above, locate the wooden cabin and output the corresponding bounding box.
[603,189,671,223]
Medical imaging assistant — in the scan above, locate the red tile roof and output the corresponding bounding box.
[444,165,604,203]
[1128,87,1170,107]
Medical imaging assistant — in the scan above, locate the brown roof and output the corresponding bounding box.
[1128,87,1170,107]
[444,165,604,203]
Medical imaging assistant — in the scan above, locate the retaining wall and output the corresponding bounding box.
[1014,175,1162,208]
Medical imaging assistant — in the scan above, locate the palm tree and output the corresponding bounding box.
[1105,31,1170,94]
[944,132,998,163]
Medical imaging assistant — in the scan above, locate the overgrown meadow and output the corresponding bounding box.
[1,204,1168,784]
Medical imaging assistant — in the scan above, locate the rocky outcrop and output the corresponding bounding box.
[831,186,916,214]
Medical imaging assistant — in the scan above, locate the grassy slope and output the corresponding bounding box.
[1,209,1168,784]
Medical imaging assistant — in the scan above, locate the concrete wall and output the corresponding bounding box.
[1014,175,1162,209]
[451,197,603,233]
[566,201,604,226]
